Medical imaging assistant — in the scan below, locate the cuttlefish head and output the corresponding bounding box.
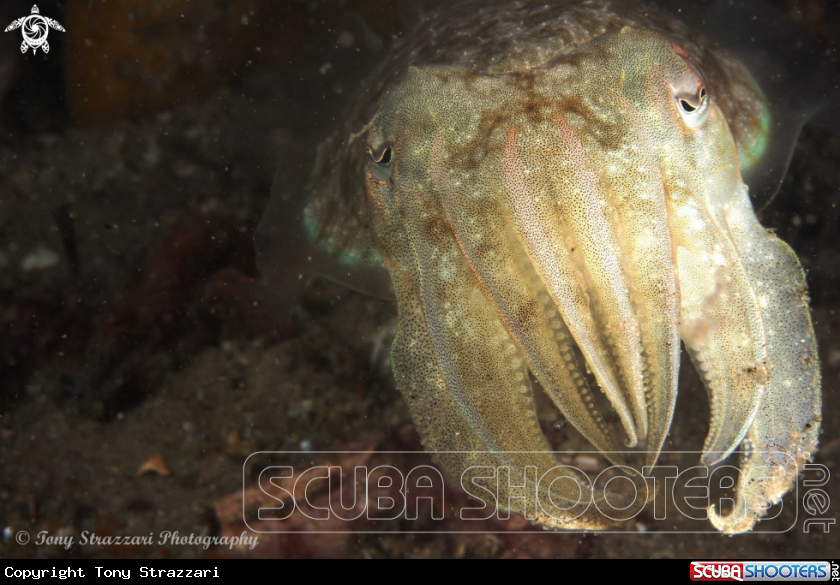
[363,28,821,532]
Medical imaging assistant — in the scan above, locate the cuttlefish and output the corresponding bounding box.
[256,0,822,533]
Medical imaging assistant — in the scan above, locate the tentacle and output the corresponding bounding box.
[707,188,821,533]
[429,132,626,465]
[592,96,682,467]
[354,27,820,533]
[504,124,647,446]
[676,217,767,466]
[652,101,769,466]
[641,70,819,532]
[370,177,645,527]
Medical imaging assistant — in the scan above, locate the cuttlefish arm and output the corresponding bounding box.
[363,28,820,532]
[706,185,822,533]
[369,128,645,526]
[641,48,822,531]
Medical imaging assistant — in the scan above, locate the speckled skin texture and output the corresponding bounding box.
[258,0,821,533]
[300,0,767,268]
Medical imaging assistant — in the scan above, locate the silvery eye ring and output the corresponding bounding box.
[367,144,394,181]
[673,57,710,128]
[675,84,708,126]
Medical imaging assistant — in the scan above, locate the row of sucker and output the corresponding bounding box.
[359,26,818,532]
[385,141,621,524]
[648,72,769,465]
[707,182,821,532]
[502,124,642,448]
[428,127,627,465]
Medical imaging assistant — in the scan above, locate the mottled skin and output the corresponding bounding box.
[256,0,821,533]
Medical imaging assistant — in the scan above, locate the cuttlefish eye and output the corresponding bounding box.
[367,143,395,181]
[672,58,710,128]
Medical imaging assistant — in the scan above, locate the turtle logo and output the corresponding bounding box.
[5,5,65,55]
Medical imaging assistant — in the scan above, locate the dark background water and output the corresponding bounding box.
[0,0,837,558]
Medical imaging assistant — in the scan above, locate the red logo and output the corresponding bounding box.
[691,562,744,582]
